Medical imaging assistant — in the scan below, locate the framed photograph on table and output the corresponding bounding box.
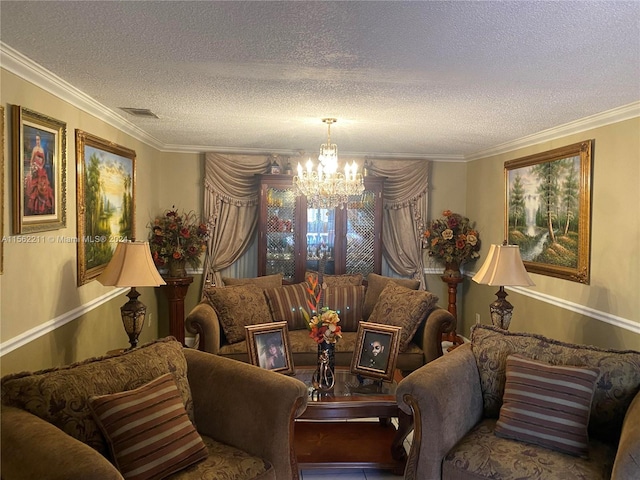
[245,321,294,375]
[11,105,67,234]
[351,321,401,382]
[505,140,593,284]
[76,130,136,285]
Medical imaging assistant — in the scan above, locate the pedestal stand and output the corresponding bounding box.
[160,276,193,345]
[441,274,465,350]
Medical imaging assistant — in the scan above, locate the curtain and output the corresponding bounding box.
[202,153,271,293]
[365,159,430,286]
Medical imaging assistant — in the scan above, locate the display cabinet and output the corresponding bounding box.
[257,174,384,283]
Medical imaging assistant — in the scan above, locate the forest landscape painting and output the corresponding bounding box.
[505,141,592,284]
[76,130,136,285]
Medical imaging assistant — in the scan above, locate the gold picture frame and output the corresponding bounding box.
[504,140,593,284]
[350,321,401,382]
[11,105,67,234]
[76,130,136,286]
[1,105,4,274]
[245,321,294,375]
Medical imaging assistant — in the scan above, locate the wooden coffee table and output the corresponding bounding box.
[294,366,412,475]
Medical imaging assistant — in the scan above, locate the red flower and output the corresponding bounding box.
[180,227,190,238]
[172,251,182,259]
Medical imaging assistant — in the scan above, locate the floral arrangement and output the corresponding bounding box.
[148,207,209,269]
[302,275,342,344]
[422,210,480,265]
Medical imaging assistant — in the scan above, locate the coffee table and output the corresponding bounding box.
[294,366,412,475]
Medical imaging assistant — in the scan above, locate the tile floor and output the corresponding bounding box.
[298,417,411,480]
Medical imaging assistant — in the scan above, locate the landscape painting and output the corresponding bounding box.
[505,140,592,284]
[76,130,136,285]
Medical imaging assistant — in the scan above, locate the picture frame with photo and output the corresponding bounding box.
[350,321,402,382]
[11,105,67,234]
[245,321,294,375]
[76,130,136,286]
[504,140,593,284]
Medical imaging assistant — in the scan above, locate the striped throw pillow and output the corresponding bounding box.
[264,283,311,330]
[89,374,208,480]
[323,285,365,332]
[494,354,599,457]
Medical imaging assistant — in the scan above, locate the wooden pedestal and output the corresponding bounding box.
[160,276,193,345]
[441,275,465,348]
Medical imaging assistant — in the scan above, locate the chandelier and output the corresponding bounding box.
[293,118,365,209]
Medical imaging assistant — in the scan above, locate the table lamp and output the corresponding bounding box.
[97,241,166,349]
[472,242,534,330]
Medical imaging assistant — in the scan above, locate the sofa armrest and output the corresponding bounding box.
[184,348,308,480]
[1,405,123,480]
[612,389,640,480]
[417,307,456,363]
[185,301,221,353]
[396,344,484,480]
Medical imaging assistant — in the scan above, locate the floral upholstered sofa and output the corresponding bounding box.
[1,337,308,480]
[396,325,640,480]
[186,272,456,372]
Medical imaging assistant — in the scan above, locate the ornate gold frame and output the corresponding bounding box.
[76,130,136,285]
[504,140,593,284]
[350,321,401,382]
[245,321,295,375]
[1,106,4,274]
[11,105,67,234]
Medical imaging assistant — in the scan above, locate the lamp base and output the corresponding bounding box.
[120,287,147,349]
[489,286,514,330]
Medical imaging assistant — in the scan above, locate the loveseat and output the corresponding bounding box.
[1,337,308,480]
[186,272,456,373]
[396,325,640,480]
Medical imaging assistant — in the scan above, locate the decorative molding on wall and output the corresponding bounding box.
[424,268,639,336]
[0,287,127,357]
[466,101,640,162]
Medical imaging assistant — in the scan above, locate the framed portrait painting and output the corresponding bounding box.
[11,105,67,234]
[245,321,294,375]
[505,140,593,284]
[350,321,401,382]
[76,130,136,286]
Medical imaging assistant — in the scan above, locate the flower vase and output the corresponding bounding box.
[168,259,187,278]
[312,341,335,391]
[443,261,462,278]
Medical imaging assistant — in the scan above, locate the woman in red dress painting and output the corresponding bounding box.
[24,135,54,215]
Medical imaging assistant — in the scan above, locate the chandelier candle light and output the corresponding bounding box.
[293,118,364,209]
[472,241,535,330]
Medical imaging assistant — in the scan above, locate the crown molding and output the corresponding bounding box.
[465,101,640,162]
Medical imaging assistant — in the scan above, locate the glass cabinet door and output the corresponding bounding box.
[345,190,378,276]
[265,185,297,282]
[305,207,336,275]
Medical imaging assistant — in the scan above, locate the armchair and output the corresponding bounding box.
[397,325,640,480]
[1,337,308,480]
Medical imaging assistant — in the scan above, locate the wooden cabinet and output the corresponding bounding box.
[258,174,384,283]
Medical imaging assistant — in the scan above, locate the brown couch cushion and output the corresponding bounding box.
[363,273,420,321]
[264,283,310,331]
[221,273,283,288]
[323,285,365,332]
[494,355,599,457]
[471,324,640,443]
[368,282,438,352]
[0,337,193,458]
[204,285,272,343]
[89,373,208,479]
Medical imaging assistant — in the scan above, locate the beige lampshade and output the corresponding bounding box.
[97,241,166,287]
[472,244,535,287]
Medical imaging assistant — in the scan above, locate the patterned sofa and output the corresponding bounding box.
[1,337,308,480]
[186,272,456,373]
[396,325,640,480]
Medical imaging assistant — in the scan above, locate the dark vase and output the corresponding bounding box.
[443,261,462,278]
[168,259,187,278]
[312,341,335,391]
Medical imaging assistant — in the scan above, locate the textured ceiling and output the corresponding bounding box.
[1,1,639,158]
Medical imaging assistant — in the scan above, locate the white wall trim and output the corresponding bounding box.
[0,287,128,357]
[424,268,639,336]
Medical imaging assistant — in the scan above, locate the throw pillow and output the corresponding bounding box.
[89,374,208,480]
[368,281,438,352]
[0,337,193,458]
[204,285,272,343]
[305,270,364,287]
[363,273,420,321]
[264,283,311,331]
[494,354,599,457]
[470,324,640,443]
[323,285,366,332]
[221,273,283,288]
